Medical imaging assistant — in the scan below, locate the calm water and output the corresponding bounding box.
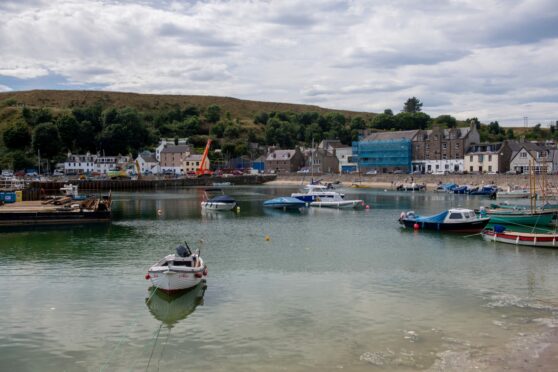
[1,186,558,371]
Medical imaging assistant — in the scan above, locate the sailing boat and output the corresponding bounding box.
[482,160,558,247]
[479,159,556,227]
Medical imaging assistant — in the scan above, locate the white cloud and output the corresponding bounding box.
[0,0,556,125]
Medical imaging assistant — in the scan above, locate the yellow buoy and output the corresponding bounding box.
[265,235,270,241]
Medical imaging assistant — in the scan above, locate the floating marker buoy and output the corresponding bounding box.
[236,206,240,212]
[365,205,370,209]
[265,235,270,241]
[413,223,420,230]
[384,189,388,192]
[145,273,151,280]
[157,209,162,215]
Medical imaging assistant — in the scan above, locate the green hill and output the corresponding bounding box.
[0,90,375,120]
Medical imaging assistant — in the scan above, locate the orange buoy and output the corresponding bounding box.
[413,223,420,230]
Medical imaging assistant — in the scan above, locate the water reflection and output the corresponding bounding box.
[145,281,207,328]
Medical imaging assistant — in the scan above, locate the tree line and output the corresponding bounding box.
[1,96,552,170]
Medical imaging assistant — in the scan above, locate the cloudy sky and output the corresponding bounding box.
[0,0,557,125]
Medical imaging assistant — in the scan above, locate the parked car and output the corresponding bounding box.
[297,168,310,174]
[393,170,405,174]
[1,169,14,177]
[53,170,64,176]
[365,170,378,175]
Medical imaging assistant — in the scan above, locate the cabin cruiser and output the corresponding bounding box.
[201,188,237,211]
[291,184,345,203]
[399,208,490,232]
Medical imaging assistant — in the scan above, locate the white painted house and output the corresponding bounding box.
[155,138,189,161]
[94,155,131,174]
[64,152,97,174]
[136,151,160,175]
[509,141,555,174]
[464,143,504,174]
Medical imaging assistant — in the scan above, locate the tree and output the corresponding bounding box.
[22,107,53,126]
[3,121,31,150]
[76,120,97,152]
[177,116,200,137]
[205,105,221,124]
[210,122,226,138]
[384,108,394,116]
[371,113,396,130]
[223,124,241,139]
[32,122,62,158]
[506,128,515,139]
[434,115,457,128]
[466,117,481,130]
[350,117,366,130]
[403,97,423,113]
[56,114,80,150]
[254,112,269,125]
[488,121,502,135]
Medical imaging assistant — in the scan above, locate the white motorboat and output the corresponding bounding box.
[201,188,237,211]
[292,184,345,203]
[310,192,364,209]
[146,244,208,292]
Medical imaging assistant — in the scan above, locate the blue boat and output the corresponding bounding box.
[264,197,307,210]
[468,185,498,197]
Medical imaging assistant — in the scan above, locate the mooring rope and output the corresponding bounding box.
[99,287,159,372]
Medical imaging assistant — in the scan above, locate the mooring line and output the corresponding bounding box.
[99,287,158,372]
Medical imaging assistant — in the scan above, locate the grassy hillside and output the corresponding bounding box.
[0,90,375,120]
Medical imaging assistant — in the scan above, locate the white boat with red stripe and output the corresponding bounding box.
[146,243,208,292]
[482,226,558,247]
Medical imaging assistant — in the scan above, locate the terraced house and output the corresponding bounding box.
[412,123,480,174]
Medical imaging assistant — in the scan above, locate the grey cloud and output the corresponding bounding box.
[267,13,317,27]
[158,22,237,48]
[340,48,470,68]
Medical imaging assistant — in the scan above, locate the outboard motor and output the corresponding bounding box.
[176,243,192,257]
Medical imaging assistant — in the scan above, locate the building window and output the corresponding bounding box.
[426,144,430,150]
[488,155,492,161]
[520,152,527,158]
[479,155,484,162]
[470,155,473,161]
[489,166,492,172]
[442,154,447,160]
[456,143,460,149]
[470,166,473,172]
[442,143,447,149]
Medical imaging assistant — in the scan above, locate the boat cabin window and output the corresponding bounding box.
[449,213,463,220]
[172,261,192,267]
[468,211,476,218]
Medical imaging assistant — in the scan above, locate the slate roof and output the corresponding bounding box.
[161,145,191,154]
[266,150,296,161]
[362,130,420,142]
[184,154,203,161]
[139,151,157,163]
[466,143,502,154]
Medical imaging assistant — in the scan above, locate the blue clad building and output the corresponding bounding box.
[352,130,419,173]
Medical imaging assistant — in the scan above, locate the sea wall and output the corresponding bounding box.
[22,174,277,200]
[269,173,558,191]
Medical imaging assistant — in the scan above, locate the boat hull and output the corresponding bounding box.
[310,200,364,209]
[484,213,554,226]
[201,201,236,211]
[400,218,490,232]
[149,268,206,292]
[482,229,558,247]
[0,210,111,226]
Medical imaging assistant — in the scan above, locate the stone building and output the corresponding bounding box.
[412,123,480,174]
[265,148,305,173]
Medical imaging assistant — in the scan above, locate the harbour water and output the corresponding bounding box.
[1,186,558,371]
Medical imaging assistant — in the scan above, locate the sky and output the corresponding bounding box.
[0,0,557,126]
